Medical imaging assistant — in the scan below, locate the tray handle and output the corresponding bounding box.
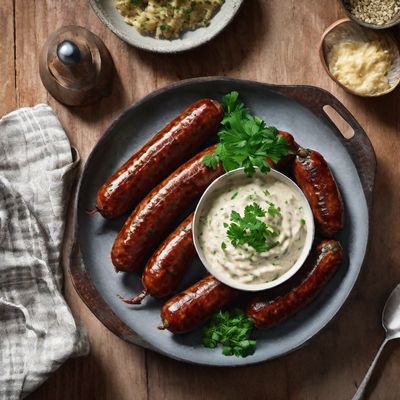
[319,90,376,208]
[272,85,377,209]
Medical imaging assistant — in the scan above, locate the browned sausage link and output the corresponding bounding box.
[272,130,300,170]
[279,130,299,154]
[247,240,343,328]
[120,130,299,298]
[160,275,241,334]
[96,99,223,218]
[293,148,344,237]
[120,214,195,304]
[111,145,224,272]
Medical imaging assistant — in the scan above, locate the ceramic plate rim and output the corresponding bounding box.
[89,0,244,53]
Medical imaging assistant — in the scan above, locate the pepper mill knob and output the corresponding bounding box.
[39,26,114,107]
[57,40,81,66]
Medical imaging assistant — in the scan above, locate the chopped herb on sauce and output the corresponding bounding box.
[225,202,280,253]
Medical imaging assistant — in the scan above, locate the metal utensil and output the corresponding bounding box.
[353,284,400,400]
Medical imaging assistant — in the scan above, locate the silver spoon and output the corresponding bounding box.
[352,284,400,400]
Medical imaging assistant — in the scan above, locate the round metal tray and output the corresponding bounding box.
[71,77,376,366]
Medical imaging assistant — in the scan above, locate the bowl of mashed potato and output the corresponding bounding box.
[90,0,243,53]
[192,168,315,292]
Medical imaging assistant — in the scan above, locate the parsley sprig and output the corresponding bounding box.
[202,309,256,357]
[203,91,289,176]
[224,202,280,253]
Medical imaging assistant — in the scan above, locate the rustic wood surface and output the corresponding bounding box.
[1,1,400,399]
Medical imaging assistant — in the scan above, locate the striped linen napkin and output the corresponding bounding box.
[0,105,89,399]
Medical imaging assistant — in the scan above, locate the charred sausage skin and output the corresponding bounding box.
[294,148,344,237]
[96,99,223,218]
[119,130,298,299]
[273,130,299,170]
[120,214,196,304]
[160,275,240,334]
[143,214,195,298]
[247,240,343,328]
[122,130,298,298]
[111,145,224,272]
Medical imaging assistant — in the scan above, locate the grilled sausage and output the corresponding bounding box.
[159,275,240,334]
[247,240,343,328]
[279,130,298,151]
[120,214,195,304]
[120,130,297,295]
[273,130,299,170]
[111,145,224,272]
[119,130,298,300]
[294,148,344,237]
[96,99,223,218]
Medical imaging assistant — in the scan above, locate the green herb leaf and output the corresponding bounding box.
[267,201,281,218]
[225,202,280,253]
[202,92,289,176]
[202,309,256,358]
[202,154,219,170]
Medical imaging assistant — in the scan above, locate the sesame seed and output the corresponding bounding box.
[344,0,400,25]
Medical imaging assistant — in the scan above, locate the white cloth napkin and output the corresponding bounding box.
[0,105,89,399]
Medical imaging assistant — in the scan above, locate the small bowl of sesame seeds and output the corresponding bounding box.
[339,0,400,29]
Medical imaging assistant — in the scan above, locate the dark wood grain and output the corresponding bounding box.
[1,0,400,399]
[0,0,16,115]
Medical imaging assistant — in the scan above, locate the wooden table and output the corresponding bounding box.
[1,1,400,399]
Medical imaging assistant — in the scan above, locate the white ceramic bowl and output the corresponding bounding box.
[90,0,243,53]
[193,168,315,292]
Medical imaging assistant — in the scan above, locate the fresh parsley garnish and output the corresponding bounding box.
[226,202,280,253]
[266,201,281,217]
[202,153,219,170]
[202,91,289,176]
[231,191,239,200]
[202,309,256,357]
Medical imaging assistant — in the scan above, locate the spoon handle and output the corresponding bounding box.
[352,338,389,400]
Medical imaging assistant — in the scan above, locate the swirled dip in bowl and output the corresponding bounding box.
[193,168,315,291]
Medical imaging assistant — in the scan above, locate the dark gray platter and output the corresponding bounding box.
[73,77,376,367]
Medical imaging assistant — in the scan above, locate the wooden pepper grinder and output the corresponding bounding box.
[39,26,114,106]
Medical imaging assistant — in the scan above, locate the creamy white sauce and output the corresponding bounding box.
[198,175,307,284]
